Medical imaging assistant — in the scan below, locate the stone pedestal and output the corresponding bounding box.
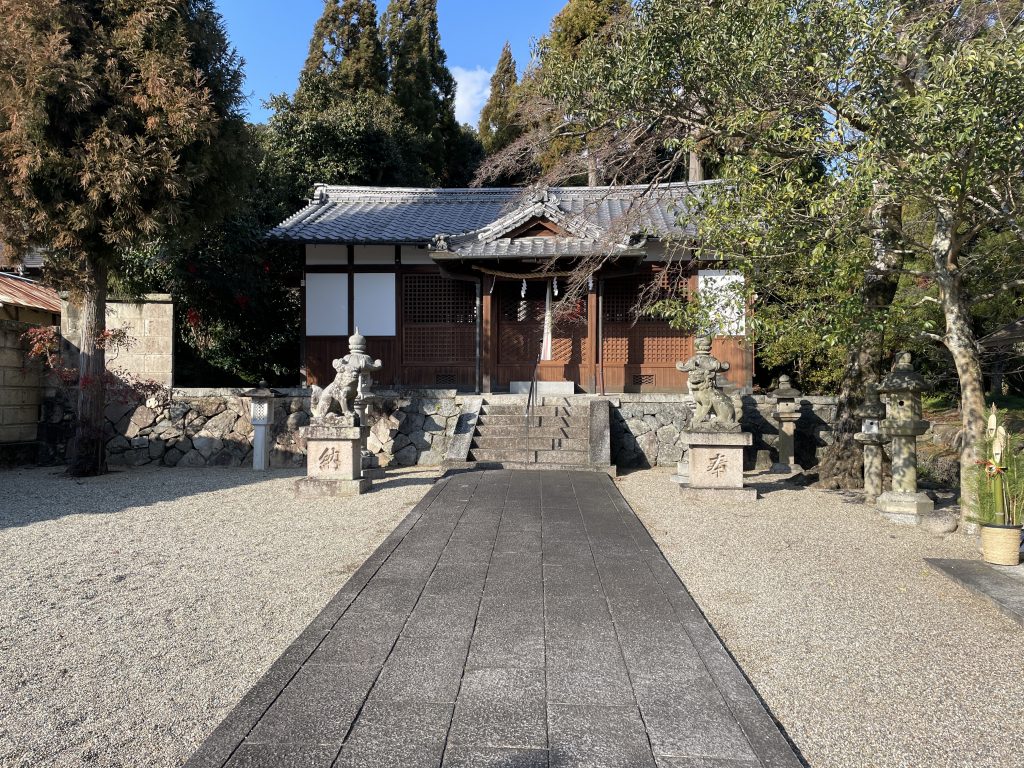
[672,431,756,501]
[295,420,370,497]
[771,403,801,474]
[875,417,933,523]
[876,353,933,524]
[854,433,886,504]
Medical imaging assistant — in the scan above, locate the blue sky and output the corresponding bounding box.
[215,0,565,125]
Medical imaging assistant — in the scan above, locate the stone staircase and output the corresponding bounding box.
[460,396,611,473]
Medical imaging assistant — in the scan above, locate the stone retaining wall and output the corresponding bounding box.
[612,393,839,469]
[38,387,839,470]
[92,388,463,469]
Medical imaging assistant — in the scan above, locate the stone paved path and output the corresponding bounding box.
[186,470,802,768]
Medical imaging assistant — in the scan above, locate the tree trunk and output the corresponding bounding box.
[68,260,108,477]
[586,151,601,187]
[932,209,986,525]
[816,193,903,489]
[688,151,704,183]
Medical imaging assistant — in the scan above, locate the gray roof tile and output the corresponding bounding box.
[269,183,713,246]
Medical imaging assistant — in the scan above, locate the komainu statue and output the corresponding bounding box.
[676,336,739,429]
[311,330,383,422]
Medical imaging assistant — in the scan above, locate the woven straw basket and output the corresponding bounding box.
[981,525,1023,566]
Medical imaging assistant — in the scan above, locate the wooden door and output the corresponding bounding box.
[495,281,589,390]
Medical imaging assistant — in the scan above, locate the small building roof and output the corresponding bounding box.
[0,273,60,315]
[0,242,45,273]
[269,182,713,250]
[980,318,1024,350]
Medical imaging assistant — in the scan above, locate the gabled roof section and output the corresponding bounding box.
[268,182,716,248]
[0,273,60,314]
[458,188,605,243]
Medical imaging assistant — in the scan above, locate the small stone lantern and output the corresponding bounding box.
[243,380,275,471]
[769,374,802,473]
[853,384,888,504]
[876,352,934,523]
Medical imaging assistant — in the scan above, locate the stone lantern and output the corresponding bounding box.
[876,352,934,523]
[242,380,275,471]
[769,374,802,473]
[853,384,888,504]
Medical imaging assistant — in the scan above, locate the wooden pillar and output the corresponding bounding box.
[587,281,599,393]
[482,284,494,393]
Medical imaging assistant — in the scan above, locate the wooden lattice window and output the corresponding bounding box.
[603,274,689,323]
[498,282,586,325]
[402,274,477,364]
[404,275,477,324]
[633,374,655,386]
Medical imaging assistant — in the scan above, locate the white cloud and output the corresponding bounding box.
[451,66,491,127]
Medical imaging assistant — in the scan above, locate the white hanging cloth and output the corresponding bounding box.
[541,280,554,361]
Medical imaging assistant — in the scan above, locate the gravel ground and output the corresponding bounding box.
[617,468,1024,768]
[0,465,439,768]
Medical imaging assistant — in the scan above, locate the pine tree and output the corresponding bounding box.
[382,0,477,184]
[298,0,387,108]
[478,42,522,157]
[0,0,250,475]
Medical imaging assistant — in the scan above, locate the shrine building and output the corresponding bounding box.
[271,183,752,394]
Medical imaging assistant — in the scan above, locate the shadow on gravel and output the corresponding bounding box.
[0,466,307,530]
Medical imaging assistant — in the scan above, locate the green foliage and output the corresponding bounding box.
[548,0,628,54]
[262,90,427,208]
[381,0,479,184]
[478,43,522,157]
[297,0,388,107]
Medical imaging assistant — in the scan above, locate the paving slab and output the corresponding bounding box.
[925,557,1024,627]
[186,470,802,768]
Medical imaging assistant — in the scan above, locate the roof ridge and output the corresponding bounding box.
[315,180,720,197]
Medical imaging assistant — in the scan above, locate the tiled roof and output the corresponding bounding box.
[0,243,45,272]
[269,182,713,246]
[433,237,645,260]
[0,273,61,314]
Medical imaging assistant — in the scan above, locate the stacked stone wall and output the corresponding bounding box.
[64,388,464,469]
[36,387,839,471]
[611,393,839,469]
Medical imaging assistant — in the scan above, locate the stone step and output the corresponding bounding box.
[469,447,589,464]
[473,425,589,440]
[481,404,574,418]
[534,449,590,464]
[471,436,590,451]
[477,414,587,428]
[449,460,617,477]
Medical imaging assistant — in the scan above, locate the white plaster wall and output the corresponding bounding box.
[353,273,396,336]
[306,244,347,265]
[353,245,395,264]
[400,245,434,265]
[306,273,348,336]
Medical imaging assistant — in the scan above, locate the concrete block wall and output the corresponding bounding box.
[0,320,42,446]
[61,294,173,386]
